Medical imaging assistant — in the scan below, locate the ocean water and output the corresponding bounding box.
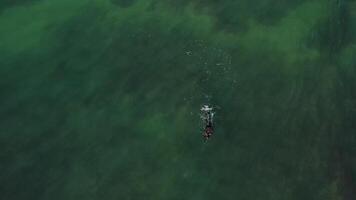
[0,0,355,199]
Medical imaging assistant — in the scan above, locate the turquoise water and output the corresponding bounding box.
[0,0,355,199]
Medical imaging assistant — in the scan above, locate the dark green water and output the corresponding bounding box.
[1,0,355,199]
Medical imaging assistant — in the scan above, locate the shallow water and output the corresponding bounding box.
[0,0,355,199]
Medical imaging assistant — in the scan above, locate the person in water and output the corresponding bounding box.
[203,119,214,139]
[201,105,214,139]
